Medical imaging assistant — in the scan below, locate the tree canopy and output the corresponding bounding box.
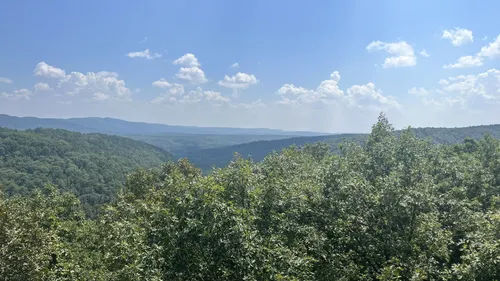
[1,115,500,280]
[0,127,171,216]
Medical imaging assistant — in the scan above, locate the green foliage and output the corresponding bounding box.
[2,113,500,280]
[185,119,500,172]
[0,127,171,217]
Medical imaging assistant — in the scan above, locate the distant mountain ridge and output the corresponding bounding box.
[0,114,325,136]
[185,124,500,171]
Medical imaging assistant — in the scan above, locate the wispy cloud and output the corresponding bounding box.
[126,49,162,60]
[0,77,13,84]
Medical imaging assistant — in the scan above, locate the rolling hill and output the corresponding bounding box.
[185,124,500,171]
[0,114,324,136]
[0,127,172,216]
[127,133,298,157]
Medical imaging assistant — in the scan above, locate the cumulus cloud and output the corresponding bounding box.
[58,70,132,101]
[34,62,66,79]
[346,82,400,109]
[152,86,229,105]
[443,35,500,69]
[218,72,258,90]
[34,82,52,92]
[444,55,484,68]
[32,62,132,101]
[172,54,207,84]
[176,67,207,84]
[152,78,172,88]
[366,41,417,68]
[150,82,186,104]
[230,62,239,68]
[411,69,500,110]
[276,84,313,96]
[96,71,119,78]
[126,49,162,60]
[276,71,400,110]
[442,28,474,46]
[478,34,500,58]
[203,90,230,103]
[0,89,32,100]
[0,77,12,84]
[173,53,200,67]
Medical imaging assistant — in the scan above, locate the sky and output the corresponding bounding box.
[1,0,500,133]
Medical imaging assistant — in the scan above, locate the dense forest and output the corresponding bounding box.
[1,114,499,280]
[185,124,500,171]
[0,127,171,216]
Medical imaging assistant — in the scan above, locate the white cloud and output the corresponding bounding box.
[152,78,172,88]
[420,50,430,57]
[173,53,200,67]
[218,72,258,90]
[176,66,207,84]
[172,54,207,84]
[32,62,132,101]
[444,35,500,69]
[444,55,484,68]
[438,79,449,86]
[140,37,148,44]
[315,71,343,99]
[126,49,162,60]
[0,89,32,100]
[412,69,500,109]
[0,77,12,84]
[346,83,400,109]
[96,71,119,78]
[203,90,230,103]
[408,87,429,96]
[442,28,474,46]
[366,41,417,68]
[34,62,66,79]
[276,72,344,104]
[152,86,229,105]
[168,83,185,95]
[478,34,500,58]
[93,92,110,101]
[34,82,52,92]
[276,71,400,110]
[230,62,239,68]
[57,70,132,101]
[150,82,185,104]
[276,84,313,96]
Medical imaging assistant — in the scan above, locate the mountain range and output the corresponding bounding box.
[0,114,325,136]
[3,114,500,172]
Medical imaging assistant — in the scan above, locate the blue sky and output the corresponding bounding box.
[1,0,500,133]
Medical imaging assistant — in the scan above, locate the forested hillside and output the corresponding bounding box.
[0,114,323,136]
[185,133,366,171]
[1,115,500,280]
[187,124,500,171]
[0,127,171,216]
[128,133,297,157]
